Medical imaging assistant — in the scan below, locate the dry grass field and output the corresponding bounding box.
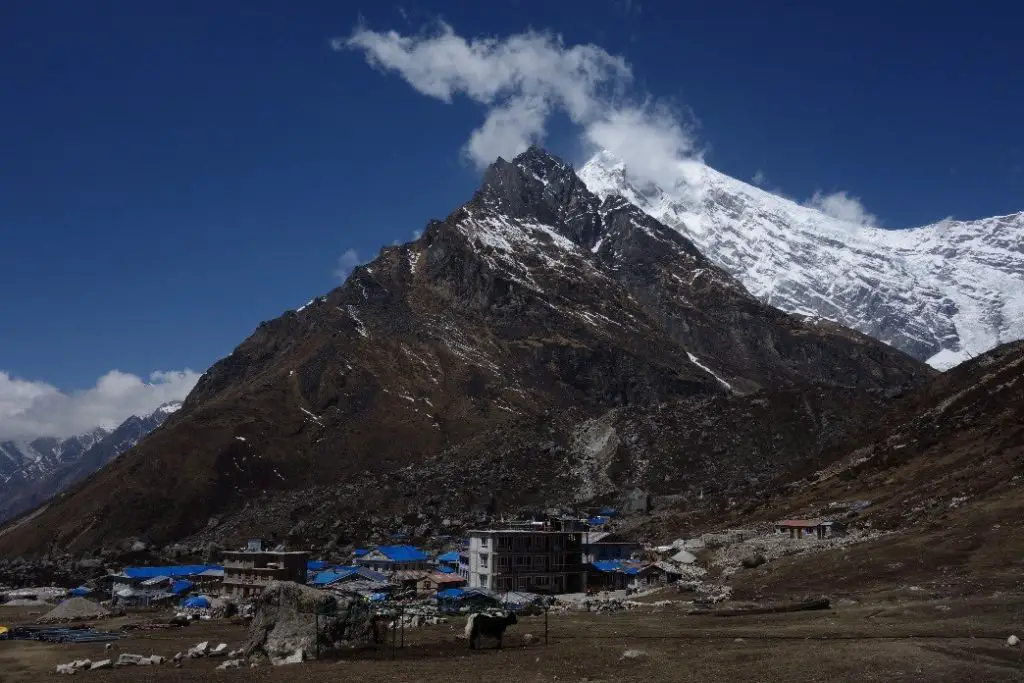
[3,594,1024,683]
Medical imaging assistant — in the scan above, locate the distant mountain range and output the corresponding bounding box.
[579,151,1024,369]
[0,403,180,523]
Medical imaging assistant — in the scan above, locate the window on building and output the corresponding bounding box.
[536,576,550,585]
[480,553,489,568]
[498,556,510,568]
[480,536,489,548]
[515,555,528,566]
[497,535,512,549]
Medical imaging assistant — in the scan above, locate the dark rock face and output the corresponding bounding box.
[0,148,932,557]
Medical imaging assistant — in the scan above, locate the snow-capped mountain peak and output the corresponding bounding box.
[0,403,180,523]
[578,151,1024,369]
[156,401,182,415]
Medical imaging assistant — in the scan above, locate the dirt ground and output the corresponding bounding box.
[3,595,1024,682]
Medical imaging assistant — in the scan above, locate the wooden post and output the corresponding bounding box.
[544,605,549,646]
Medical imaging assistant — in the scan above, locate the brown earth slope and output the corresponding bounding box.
[714,340,1024,596]
[0,148,930,557]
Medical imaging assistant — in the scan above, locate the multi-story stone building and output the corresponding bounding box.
[462,519,586,594]
[221,539,309,599]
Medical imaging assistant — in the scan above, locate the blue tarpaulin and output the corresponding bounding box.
[182,596,211,608]
[588,516,610,527]
[307,560,329,571]
[369,592,389,602]
[69,586,91,597]
[591,559,644,575]
[436,588,465,600]
[123,565,221,579]
[353,548,369,558]
[170,580,193,594]
[591,560,622,572]
[436,565,456,574]
[436,551,460,563]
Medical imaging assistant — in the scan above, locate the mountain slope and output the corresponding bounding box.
[0,403,180,524]
[579,151,1024,369]
[722,340,1024,597]
[0,148,930,556]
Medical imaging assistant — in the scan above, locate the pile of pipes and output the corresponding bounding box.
[5,626,125,643]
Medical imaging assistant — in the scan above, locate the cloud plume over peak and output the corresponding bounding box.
[339,22,700,188]
[0,369,199,440]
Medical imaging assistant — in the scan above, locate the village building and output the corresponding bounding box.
[221,539,309,599]
[582,531,641,563]
[436,551,461,573]
[587,560,640,590]
[464,519,586,594]
[390,569,431,593]
[355,545,429,572]
[418,571,467,595]
[311,566,389,597]
[587,559,678,592]
[775,519,838,540]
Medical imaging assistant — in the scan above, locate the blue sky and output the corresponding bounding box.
[1,0,1022,434]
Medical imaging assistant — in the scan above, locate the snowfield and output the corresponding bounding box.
[579,151,1024,369]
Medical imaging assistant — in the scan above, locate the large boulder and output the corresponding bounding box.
[245,581,373,662]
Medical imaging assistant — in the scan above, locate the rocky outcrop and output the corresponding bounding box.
[245,581,373,662]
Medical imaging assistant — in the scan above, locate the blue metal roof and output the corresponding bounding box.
[436,551,460,563]
[311,570,349,586]
[375,545,428,562]
[312,566,388,585]
[122,565,220,579]
[307,560,329,571]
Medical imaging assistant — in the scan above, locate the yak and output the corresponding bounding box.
[465,611,518,649]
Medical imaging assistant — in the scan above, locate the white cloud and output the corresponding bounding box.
[583,104,701,191]
[0,369,199,440]
[333,248,362,281]
[804,190,879,228]
[338,22,673,170]
[752,169,767,186]
[342,22,884,228]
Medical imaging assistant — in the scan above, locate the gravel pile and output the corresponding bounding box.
[38,597,111,623]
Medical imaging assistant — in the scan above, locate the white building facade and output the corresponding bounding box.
[462,526,586,594]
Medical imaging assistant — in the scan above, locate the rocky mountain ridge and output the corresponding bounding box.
[0,147,929,557]
[579,151,1024,369]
